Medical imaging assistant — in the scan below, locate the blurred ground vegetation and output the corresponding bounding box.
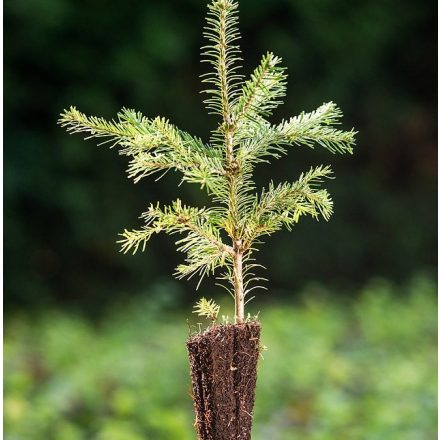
[4,275,437,439]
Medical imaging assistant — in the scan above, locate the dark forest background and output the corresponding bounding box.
[5,0,437,312]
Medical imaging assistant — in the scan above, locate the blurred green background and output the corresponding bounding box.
[4,0,437,438]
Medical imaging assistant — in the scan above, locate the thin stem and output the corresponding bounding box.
[233,242,245,323]
[216,0,245,324]
[225,126,244,323]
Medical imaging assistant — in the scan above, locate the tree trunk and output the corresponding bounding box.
[187,321,260,440]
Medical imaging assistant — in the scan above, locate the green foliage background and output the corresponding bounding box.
[5,277,437,439]
[4,0,437,438]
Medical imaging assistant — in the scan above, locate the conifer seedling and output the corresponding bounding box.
[59,0,356,437]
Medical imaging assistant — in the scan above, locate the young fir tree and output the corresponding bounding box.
[59,0,356,324]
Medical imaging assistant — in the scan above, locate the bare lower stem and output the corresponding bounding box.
[234,243,244,323]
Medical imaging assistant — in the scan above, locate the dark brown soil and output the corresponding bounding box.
[187,321,260,440]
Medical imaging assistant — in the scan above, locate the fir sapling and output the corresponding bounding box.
[58,0,355,323]
[59,1,356,437]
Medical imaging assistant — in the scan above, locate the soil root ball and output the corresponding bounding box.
[187,321,260,440]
